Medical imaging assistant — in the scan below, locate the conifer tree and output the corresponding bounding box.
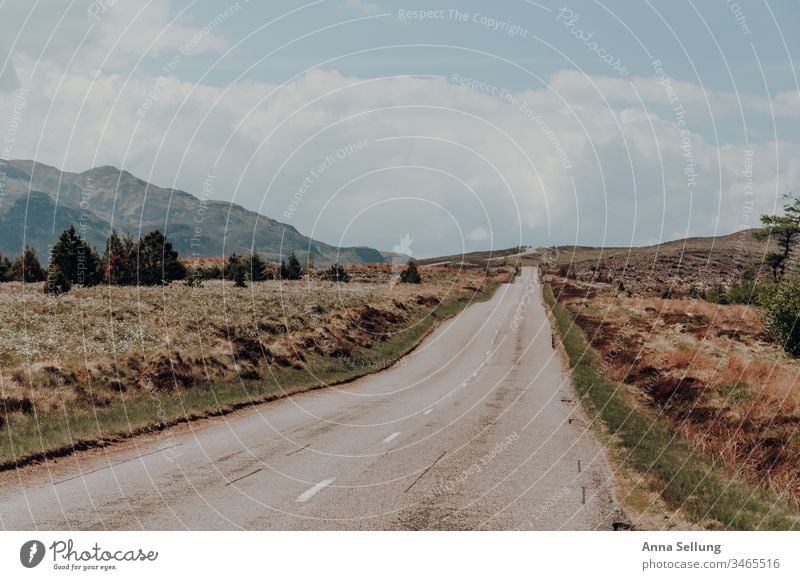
[12,246,46,283]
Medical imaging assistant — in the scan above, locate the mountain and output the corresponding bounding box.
[0,159,385,265]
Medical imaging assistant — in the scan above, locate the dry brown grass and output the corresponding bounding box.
[549,275,800,504]
[661,348,698,370]
[0,265,510,430]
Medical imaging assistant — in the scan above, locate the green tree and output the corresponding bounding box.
[328,262,350,283]
[705,286,729,304]
[233,268,247,288]
[727,283,757,305]
[759,281,800,355]
[249,252,270,282]
[44,265,71,295]
[103,230,137,285]
[51,225,80,280]
[0,253,12,281]
[755,193,800,281]
[226,253,248,285]
[400,260,422,284]
[136,230,186,285]
[12,246,46,282]
[51,225,101,286]
[764,253,787,283]
[280,251,304,280]
[727,265,762,305]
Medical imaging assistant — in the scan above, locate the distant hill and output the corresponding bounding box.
[0,159,385,265]
[540,229,778,296]
[417,230,779,297]
[416,246,532,267]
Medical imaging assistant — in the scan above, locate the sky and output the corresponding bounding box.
[0,0,798,258]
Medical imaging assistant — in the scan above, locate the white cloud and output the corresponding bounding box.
[548,69,800,122]
[0,0,230,82]
[1,34,798,256]
[83,1,230,70]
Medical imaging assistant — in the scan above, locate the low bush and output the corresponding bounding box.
[759,281,800,355]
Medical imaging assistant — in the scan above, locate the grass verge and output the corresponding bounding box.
[0,281,502,471]
[542,282,799,530]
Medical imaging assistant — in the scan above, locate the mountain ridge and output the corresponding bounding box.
[0,159,385,265]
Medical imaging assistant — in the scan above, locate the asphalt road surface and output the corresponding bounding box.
[0,268,625,530]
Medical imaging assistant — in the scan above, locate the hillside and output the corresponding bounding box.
[539,229,778,296]
[0,159,384,265]
[416,246,534,267]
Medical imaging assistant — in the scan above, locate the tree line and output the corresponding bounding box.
[0,226,189,294]
[219,251,422,288]
[0,224,423,294]
[190,250,340,287]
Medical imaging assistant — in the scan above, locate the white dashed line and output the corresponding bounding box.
[382,432,401,443]
[295,478,335,503]
[423,409,433,415]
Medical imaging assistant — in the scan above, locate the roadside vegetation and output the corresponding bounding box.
[0,254,512,468]
[540,194,800,529]
[543,282,799,530]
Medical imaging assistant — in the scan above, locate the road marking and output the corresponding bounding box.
[226,468,263,486]
[286,443,310,456]
[53,443,184,486]
[382,432,401,443]
[296,478,335,503]
[423,408,433,415]
[405,451,447,492]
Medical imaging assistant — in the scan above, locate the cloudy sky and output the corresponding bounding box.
[0,0,798,257]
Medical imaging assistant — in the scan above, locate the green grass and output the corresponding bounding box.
[0,281,502,470]
[542,282,799,530]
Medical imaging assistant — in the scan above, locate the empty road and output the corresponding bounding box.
[0,268,624,530]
